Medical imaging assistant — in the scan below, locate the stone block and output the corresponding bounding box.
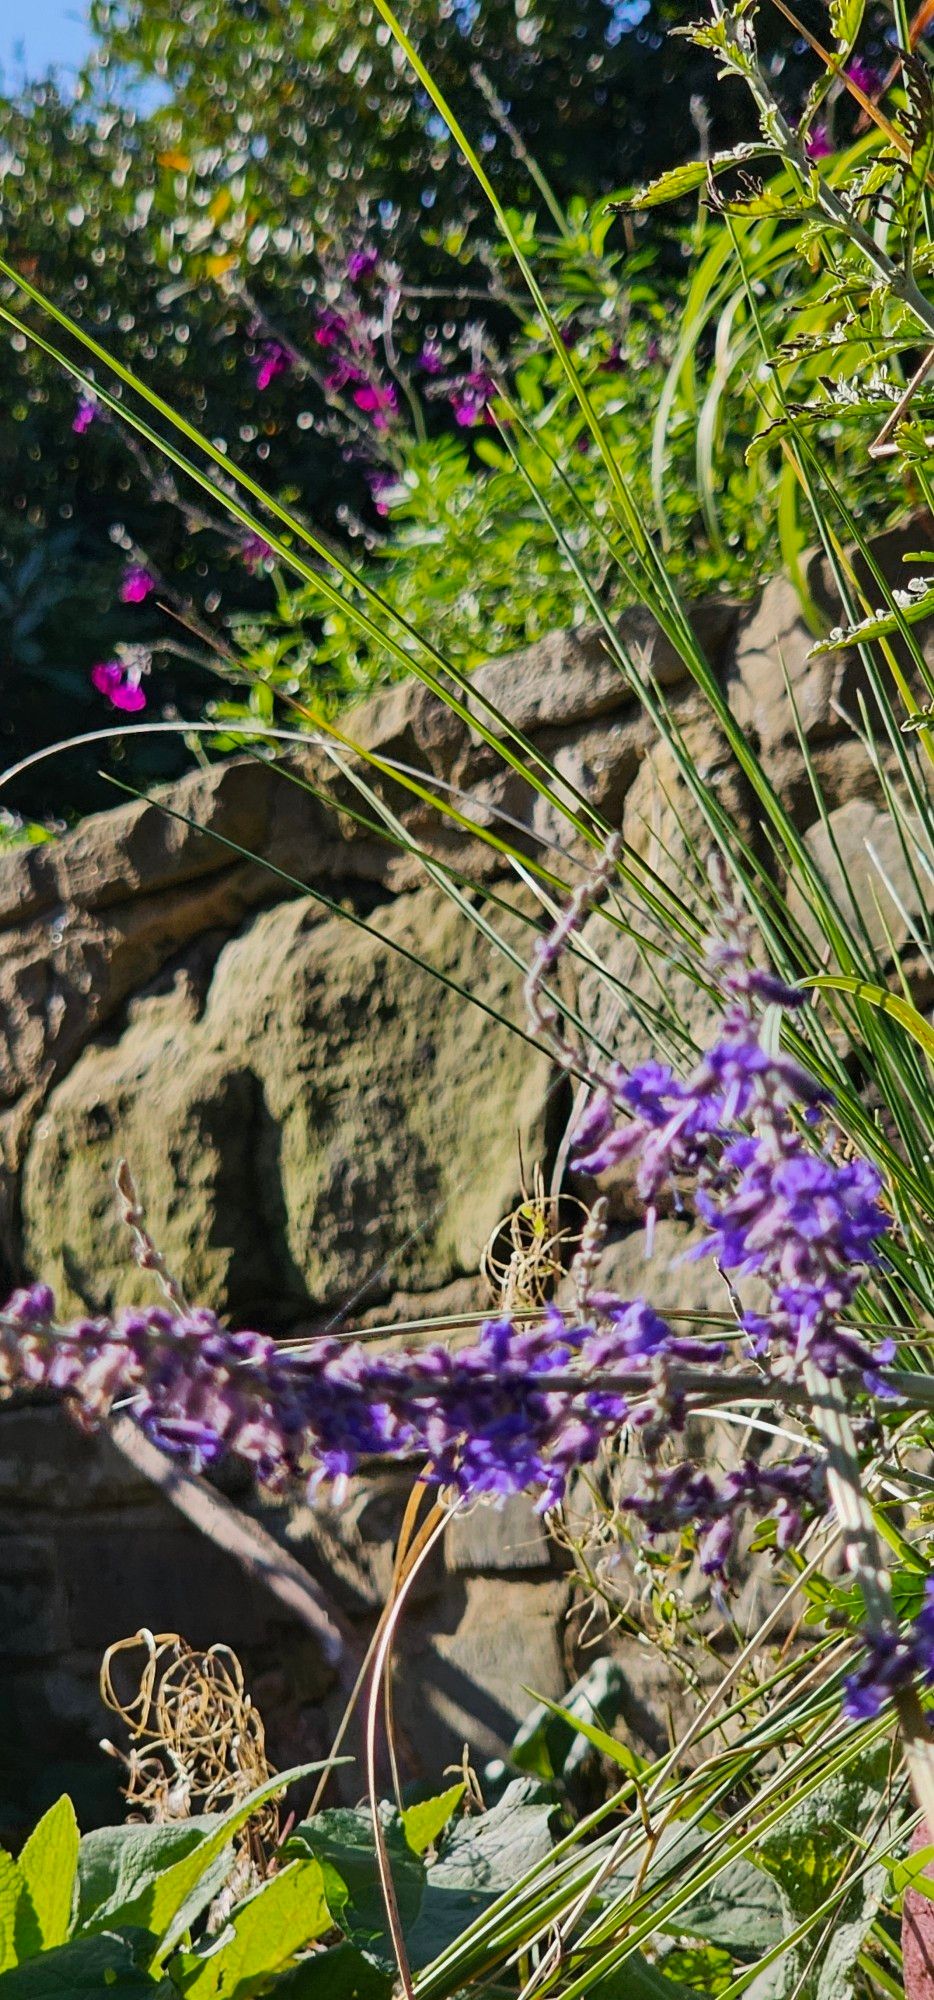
[0,1535,65,1658]
[56,1517,298,1654]
[392,1576,571,1771]
[0,1404,152,1511]
[22,887,558,1319]
[446,1495,554,1575]
[788,798,933,964]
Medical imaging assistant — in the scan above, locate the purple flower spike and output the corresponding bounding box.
[90,661,147,713]
[120,564,157,605]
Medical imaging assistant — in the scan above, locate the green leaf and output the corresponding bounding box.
[78,1765,328,1964]
[0,1931,173,1996]
[806,976,934,1065]
[284,1810,424,1965]
[270,1941,392,1998]
[889,1843,934,1899]
[630,145,773,209]
[150,1769,329,1964]
[517,1692,645,1781]
[76,1820,217,1934]
[0,1856,26,1975]
[174,1860,331,1997]
[400,1787,465,1858]
[404,1780,557,1970]
[830,0,866,52]
[18,1799,79,1952]
[511,1660,631,1784]
[586,1953,699,1999]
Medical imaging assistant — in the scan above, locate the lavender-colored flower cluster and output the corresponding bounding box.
[843,1585,934,1720]
[624,1454,826,1576]
[567,917,891,1385]
[0,1286,685,1510]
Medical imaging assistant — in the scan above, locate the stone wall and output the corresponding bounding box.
[2,524,932,1839]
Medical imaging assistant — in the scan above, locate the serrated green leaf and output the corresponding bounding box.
[18,1799,79,1952]
[630,145,773,208]
[400,1787,465,1858]
[808,582,934,654]
[173,1859,330,1996]
[830,0,865,54]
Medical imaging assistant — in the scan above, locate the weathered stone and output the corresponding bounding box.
[469,600,736,741]
[0,1404,152,1511]
[788,798,933,962]
[284,1469,446,1615]
[584,1219,766,1323]
[446,1495,555,1575]
[57,1514,298,1653]
[0,1536,65,1658]
[21,886,558,1318]
[393,1576,571,1770]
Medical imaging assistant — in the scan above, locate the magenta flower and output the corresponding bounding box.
[253,340,292,391]
[417,340,444,376]
[119,564,157,605]
[450,370,496,428]
[241,533,273,573]
[324,357,366,393]
[846,55,883,97]
[313,311,349,350]
[805,122,833,161]
[347,246,379,282]
[72,396,99,435]
[90,661,147,712]
[352,379,398,430]
[366,468,399,516]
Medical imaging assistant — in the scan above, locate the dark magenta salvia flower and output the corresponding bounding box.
[253,340,293,391]
[347,246,379,282]
[846,55,883,98]
[90,660,147,713]
[366,468,400,516]
[417,340,445,376]
[240,533,274,573]
[450,370,496,427]
[805,121,833,161]
[119,564,157,605]
[352,379,398,429]
[72,395,99,434]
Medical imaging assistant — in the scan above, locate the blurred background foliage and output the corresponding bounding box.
[0,0,906,819]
